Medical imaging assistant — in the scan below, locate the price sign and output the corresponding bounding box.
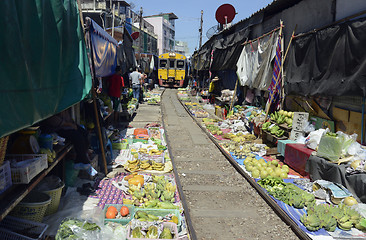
[290,112,309,141]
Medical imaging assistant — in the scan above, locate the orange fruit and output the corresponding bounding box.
[106,210,117,219]
[107,206,118,214]
[120,206,129,217]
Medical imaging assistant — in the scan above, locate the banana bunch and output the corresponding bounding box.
[261,122,271,131]
[152,174,165,183]
[152,161,165,171]
[140,160,152,170]
[134,210,160,222]
[148,149,163,155]
[40,148,56,163]
[270,111,287,124]
[165,182,176,193]
[161,190,175,202]
[128,159,140,172]
[138,148,148,154]
[268,125,285,137]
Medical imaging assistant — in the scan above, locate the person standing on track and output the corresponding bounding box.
[129,68,143,103]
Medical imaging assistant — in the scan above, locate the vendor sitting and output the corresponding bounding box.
[40,108,91,166]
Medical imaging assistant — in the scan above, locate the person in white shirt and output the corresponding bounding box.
[129,68,142,102]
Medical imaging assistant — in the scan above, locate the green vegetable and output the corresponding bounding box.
[55,219,100,240]
[159,227,173,239]
[131,227,144,238]
[146,225,159,238]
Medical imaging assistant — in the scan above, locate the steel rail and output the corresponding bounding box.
[177,96,312,240]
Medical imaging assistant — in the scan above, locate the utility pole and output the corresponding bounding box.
[139,7,143,66]
[199,10,203,48]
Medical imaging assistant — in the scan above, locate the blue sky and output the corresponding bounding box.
[131,0,274,55]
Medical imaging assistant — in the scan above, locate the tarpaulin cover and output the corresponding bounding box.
[285,17,366,97]
[90,19,117,77]
[306,155,366,204]
[0,0,92,138]
[284,143,313,177]
[193,26,250,71]
[236,30,279,90]
[117,27,137,75]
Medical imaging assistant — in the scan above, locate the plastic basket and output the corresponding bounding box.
[41,181,65,216]
[10,191,51,222]
[0,216,48,240]
[0,161,12,195]
[127,222,178,240]
[6,154,48,184]
[112,142,128,150]
[134,208,182,229]
[0,135,9,166]
[103,204,135,225]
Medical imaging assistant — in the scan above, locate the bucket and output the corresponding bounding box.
[10,191,51,222]
[65,160,79,187]
[35,176,65,216]
[38,134,53,151]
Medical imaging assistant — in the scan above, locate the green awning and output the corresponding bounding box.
[0,0,92,138]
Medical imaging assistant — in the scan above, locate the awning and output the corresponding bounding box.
[0,0,92,138]
[88,18,117,77]
[285,17,366,97]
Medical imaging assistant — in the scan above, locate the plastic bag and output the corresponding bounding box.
[303,121,315,133]
[305,128,326,150]
[337,131,357,157]
[316,133,343,162]
[296,135,307,144]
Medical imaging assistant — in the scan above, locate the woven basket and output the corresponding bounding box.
[0,136,9,166]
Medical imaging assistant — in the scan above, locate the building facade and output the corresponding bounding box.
[80,0,158,56]
[175,41,189,57]
[144,13,178,55]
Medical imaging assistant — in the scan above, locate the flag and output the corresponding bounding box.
[268,35,282,109]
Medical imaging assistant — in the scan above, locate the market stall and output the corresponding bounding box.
[176,89,366,240]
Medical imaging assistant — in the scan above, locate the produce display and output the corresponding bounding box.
[55,219,101,240]
[270,110,294,128]
[243,158,289,179]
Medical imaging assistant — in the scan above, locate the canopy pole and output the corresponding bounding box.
[229,76,239,113]
[280,20,285,109]
[265,25,297,120]
[362,97,365,144]
[86,21,109,175]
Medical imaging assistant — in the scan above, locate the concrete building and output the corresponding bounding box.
[144,13,178,55]
[175,41,190,57]
[80,0,158,55]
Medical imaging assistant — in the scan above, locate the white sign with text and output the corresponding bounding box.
[290,112,309,141]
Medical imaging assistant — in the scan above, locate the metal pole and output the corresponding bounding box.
[139,7,143,65]
[117,2,120,17]
[199,10,203,48]
[112,4,115,38]
[362,97,365,144]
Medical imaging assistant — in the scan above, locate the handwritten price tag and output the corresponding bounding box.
[290,112,309,141]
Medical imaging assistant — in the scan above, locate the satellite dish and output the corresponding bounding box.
[215,4,236,25]
[131,32,139,40]
[206,25,220,39]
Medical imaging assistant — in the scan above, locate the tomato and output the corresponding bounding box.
[120,206,129,217]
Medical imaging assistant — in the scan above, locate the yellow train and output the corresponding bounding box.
[158,52,187,87]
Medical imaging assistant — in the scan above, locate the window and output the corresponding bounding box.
[177,60,185,69]
[160,60,167,68]
[169,60,175,68]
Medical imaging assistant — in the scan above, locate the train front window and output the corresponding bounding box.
[177,60,184,69]
[169,60,175,68]
[160,59,167,68]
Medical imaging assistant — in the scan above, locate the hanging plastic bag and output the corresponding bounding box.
[305,128,326,150]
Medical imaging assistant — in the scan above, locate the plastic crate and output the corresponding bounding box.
[127,222,178,240]
[103,204,135,225]
[6,154,48,184]
[0,161,12,195]
[134,208,182,229]
[0,215,48,240]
